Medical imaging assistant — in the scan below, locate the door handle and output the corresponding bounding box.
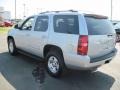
[107,34,113,37]
[107,33,113,37]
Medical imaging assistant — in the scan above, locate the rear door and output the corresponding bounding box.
[85,15,116,58]
[29,15,49,57]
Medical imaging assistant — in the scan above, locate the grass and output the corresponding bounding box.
[0,27,11,34]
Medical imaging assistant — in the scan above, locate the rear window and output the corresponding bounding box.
[85,17,114,35]
[53,15,79,34]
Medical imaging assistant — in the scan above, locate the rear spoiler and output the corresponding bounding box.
[84,14,108,19]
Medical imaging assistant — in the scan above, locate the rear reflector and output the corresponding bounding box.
[77,35,88,55]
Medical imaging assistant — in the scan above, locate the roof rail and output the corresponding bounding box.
[39,10,78,14]
[68,10,78,12]
[39,11,50,14]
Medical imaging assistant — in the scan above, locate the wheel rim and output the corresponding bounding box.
[9,40,14,53]
[48,56,60,74]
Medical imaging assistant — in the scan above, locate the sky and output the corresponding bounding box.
[0,0,120,20]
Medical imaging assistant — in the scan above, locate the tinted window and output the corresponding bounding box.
[34,16,48,31]
[85,17,114,35]
[54,15,79,34]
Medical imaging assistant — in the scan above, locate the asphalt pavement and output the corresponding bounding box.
[0,34,120,90]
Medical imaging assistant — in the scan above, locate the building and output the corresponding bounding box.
[0,7,4,12]
[0,7,4,21]
[0,7,11,22]
[3,11,11,20]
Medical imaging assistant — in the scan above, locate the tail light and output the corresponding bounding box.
[77,35,88,55]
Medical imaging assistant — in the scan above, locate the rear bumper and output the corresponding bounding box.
[64,48,117,70]
[90,48,117,63]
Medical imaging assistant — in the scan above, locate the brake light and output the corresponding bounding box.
[77,35,88,55]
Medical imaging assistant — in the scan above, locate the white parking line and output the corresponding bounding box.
[0,72,16,90]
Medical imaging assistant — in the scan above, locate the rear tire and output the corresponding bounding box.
[8,38,17,55]
[46,50,66,78]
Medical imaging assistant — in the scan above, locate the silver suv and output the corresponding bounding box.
[7,10,117,77]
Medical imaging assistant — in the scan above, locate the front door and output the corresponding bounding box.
[15,16,35,52]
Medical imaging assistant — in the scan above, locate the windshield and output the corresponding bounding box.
[85,17,115,35]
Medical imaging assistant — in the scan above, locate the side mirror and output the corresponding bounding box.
[14,24,19,29]
[14,24,21,30]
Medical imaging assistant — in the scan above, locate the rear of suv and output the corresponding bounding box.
[7,10,117,77]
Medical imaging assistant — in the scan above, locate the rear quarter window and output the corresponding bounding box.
[85,17,115,35]
[53,15,79,34]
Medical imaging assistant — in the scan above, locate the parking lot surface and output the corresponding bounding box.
[0,34,120,90]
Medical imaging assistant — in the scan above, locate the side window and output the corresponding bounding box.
[53,15,79,34]
[21,17,34,30]
[34,16,48,31]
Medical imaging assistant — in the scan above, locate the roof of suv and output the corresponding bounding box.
[38,10,108,19]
